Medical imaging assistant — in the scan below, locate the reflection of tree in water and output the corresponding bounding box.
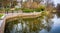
[45,17,54,32]
[56,12,60,18]
[4,12,54,33]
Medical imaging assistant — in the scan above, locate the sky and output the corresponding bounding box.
[53,0,60,6]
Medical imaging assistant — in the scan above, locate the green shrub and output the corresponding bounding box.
[35,8,45,12]
[22,8,34,13]
[21,5,45,12]
[34,5,45,12]
[0,14,4,18]
[5,8,10,11]
[35,8,44,12]
[15,8,21,11]
[0,8,3,11]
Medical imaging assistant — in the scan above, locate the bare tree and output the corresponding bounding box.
[45,0,54,11]
[22,0,44,9]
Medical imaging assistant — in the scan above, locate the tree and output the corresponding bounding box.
[0,0,18,8]
[45,0,54,12]
[22,0,44,9]
[56,4,60,11]
[56,4,60,17]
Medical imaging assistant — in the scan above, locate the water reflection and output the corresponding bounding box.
[4,11,60,33]
[50,14,60,33]
[4,14,54,33]
[56,12,60,18]
[40,12,60,33]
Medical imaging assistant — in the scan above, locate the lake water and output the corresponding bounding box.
[4,13,60,33]
[40,14,60,33]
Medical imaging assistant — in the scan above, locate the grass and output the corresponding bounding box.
[0,14,4,19]
[22,8,33,13]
